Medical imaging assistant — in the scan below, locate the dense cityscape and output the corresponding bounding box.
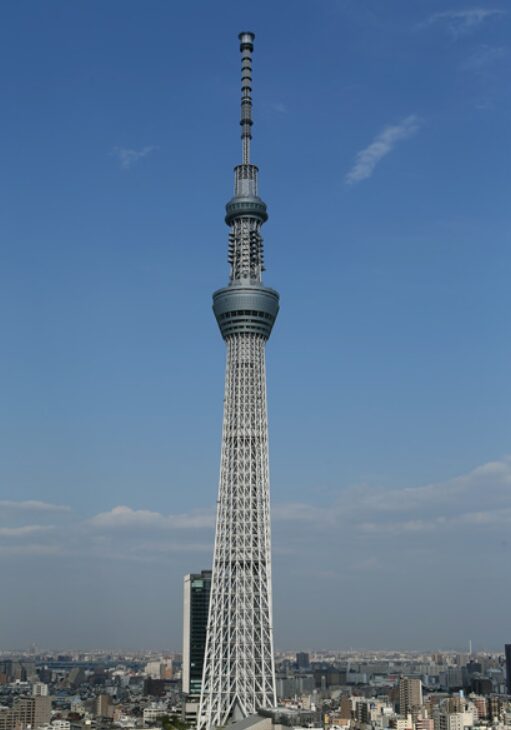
[2,645,511,730]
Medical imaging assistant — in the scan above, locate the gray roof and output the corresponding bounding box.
[228,714,271,730]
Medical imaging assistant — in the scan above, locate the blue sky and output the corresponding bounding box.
[0,0,510,651]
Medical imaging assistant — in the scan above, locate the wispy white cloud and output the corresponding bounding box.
[0,543,64,557]
[76,457,511,561]
[271,456,511,540]
[2,458,509,566]
[111,146,158,170]
[89,505,214,530]
[421,8,505,38]
[0,525,54,538]
[271,102,288,114]
[272,502,330,523]
[461,44,508,70]
[2,462,509,648]
[345,115,420,185]
[0,500,71,513]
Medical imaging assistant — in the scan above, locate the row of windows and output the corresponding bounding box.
[218,309,273,320]
[223,324,268,333]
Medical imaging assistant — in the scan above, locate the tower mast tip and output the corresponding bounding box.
[239,31,255,47]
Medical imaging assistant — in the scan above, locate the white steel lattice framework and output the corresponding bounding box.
[198,32,279,730]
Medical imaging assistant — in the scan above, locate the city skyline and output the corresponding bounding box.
[2,646,511,730]
[1,0,510,651]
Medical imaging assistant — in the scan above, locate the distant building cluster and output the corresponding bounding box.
[0,646,511,730]
[265,648,511,730]
[0,653,181,730]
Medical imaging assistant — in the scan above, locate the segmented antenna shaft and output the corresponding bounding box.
[239,32,254,164]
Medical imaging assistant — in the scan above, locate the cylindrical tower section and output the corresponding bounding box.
[213,285,279,340]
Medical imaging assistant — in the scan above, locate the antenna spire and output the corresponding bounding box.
[239,32,255,164]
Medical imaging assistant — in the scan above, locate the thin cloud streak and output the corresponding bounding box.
[0,544,63,557]
[461,45,508,71]
[0,525,54,538]
[89,505,215,530]
[345,115,420,185]
[0,500,71,513]
[112,146,158,170]
[420,8,506,38]
[271,102,287,114]
[1,458,510,563]
[274,456,511,533]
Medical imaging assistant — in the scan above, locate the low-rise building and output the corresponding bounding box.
[142,703,166,725]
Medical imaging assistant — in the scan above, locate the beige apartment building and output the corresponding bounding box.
[0,696,51,730]
[399,677,423,716]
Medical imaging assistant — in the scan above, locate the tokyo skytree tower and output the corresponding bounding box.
[197,32,278,730]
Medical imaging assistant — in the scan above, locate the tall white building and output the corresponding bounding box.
[32,683,49,697]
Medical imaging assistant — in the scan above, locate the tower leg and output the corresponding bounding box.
[198,333,277,730]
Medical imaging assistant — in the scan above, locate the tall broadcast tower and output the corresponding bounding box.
[197,32,278,730]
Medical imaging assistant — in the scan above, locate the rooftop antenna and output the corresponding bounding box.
[239,32,254,164]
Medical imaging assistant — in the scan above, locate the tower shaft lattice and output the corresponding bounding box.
[198,32,278,730]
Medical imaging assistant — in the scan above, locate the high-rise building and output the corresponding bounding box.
[0,661,25,683]
[505,644,511,695]
[182,570,212,697]
[96,694,113,719]
[399,677,423,715]
[296,652,310,671]
[198,32,278,730]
